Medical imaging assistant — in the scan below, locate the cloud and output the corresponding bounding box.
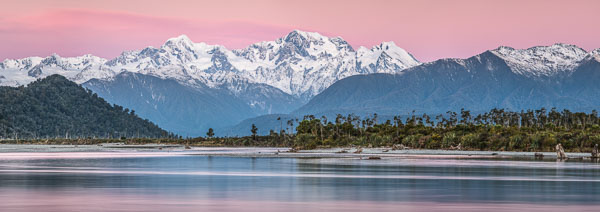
[0,8,294,60]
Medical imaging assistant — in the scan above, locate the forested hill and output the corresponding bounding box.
[0,75,171,139]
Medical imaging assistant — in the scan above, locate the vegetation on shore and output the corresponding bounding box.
[4,108,600,153]
[278,108,600,152]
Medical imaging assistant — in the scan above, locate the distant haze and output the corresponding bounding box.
[1,0,599,62]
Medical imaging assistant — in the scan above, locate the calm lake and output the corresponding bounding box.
[0,148,599,211]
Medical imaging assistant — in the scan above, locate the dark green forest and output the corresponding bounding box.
[0,75,171,139]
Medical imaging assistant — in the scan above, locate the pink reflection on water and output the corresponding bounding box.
[0,152,190,159]
[0,167,598,182]
[0,147,285,159]
[0,188,595,212]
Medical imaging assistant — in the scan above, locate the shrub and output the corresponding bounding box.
[508,134,523,151]
[541,133,558,152]
[530,133,543,151]
[295,134,317,149]
[460,133,479,150]
[403,134,422,148]
[442,132,458,149]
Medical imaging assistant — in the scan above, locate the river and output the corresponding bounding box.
[0,147,598,211]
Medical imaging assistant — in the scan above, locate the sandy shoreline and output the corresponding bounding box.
[0,144,594,160]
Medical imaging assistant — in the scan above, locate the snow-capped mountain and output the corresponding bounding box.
[231,31,420,98]
[0,30,420,100]
[357,41,421,73]
[0,54,106,86]
[490,43,588,77]
[296,45,600,117]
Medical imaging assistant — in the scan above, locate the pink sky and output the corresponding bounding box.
[1,0,599,62]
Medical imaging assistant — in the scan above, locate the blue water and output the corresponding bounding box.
[0,152,599,211]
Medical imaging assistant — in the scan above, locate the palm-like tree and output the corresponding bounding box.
[206,128,214,138]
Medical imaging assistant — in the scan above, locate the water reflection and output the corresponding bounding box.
[1,154,600,211]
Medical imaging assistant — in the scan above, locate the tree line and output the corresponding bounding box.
[198,108,600,152]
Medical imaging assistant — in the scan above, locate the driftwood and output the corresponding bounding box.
[449,143,462,150]
[392,144,409,150]
[556,143,567,159]
[354,147,363,154]
[336,149,349,153]
[592,144,599,158]
[534,152,544,159]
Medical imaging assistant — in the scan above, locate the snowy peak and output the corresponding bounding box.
[107,34,225,72]
[39,54,61,66]
[1,57,43,71]
[0,54,106,86]
[374,41,420,66]
[165,34,193,44]
[275,30,354,59]
[590,49,600,62]
[1,30,420,98]
[491,43,588,77]
[357,41,420,73]
[160,34,203,64]
[162,34,197,52]
[40,54,106,69]
[283,30,331,45]
[330,37,354,52]
[2,54,105,71]
[373,41,399,51]
[220,30,422,98]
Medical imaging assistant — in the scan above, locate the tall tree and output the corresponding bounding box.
[206,128,214,138]
[251,124,258,140]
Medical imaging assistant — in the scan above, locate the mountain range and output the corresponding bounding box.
[0,30,420,136]
[1,30,599,136]
[0,30,420,99]
[228,44,600,135]
[298,44,600,115]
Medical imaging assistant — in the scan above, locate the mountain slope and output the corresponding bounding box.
[83,72,251,137]
[0,75,169,139]
[296,47,600,116]
[82,72,302,136]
